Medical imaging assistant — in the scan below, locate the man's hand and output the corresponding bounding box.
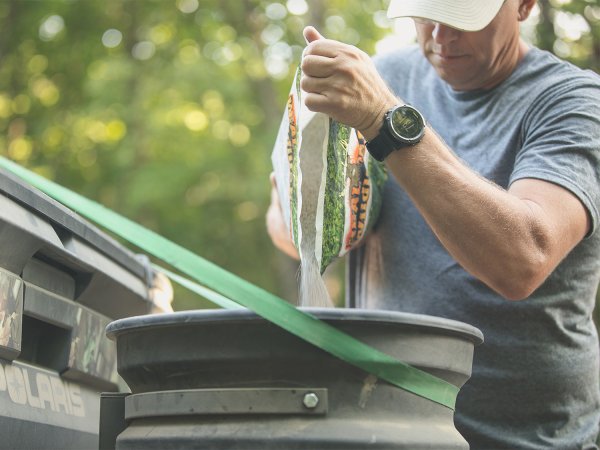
[301,26,399,141]
[266,173,300,260]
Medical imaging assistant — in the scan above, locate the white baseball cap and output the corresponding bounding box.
[387,0,505,31]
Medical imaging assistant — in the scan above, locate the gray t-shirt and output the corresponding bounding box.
[347,45,600,449]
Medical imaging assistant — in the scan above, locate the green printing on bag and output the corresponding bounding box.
[321,119,349,271]
[321,120,387,273]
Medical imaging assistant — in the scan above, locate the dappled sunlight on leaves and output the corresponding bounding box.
[1,0,594,310]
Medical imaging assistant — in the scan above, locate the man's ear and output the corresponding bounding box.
[518,0,537,22]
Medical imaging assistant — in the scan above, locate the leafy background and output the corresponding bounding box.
[1,0,598,314]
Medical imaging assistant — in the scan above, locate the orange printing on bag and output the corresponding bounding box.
[286,93,297,167]
[345,132,370,250]
[286,93,299,239]
[348,130,366,165]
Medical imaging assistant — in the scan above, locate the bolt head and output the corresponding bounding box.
[303,392,319,409]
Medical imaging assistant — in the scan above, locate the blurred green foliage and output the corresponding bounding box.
[0,0,598,311]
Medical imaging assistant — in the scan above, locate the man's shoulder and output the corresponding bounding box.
[372,44,428,88]
[505,47,600,121]
[521,47,600,92]
[373,45,423,73]
[373,44,421,62]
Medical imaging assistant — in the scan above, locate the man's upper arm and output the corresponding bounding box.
[509,178,590,266]
[510,73,600,243]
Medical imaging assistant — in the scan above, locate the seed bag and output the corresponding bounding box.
[271,68,387,308]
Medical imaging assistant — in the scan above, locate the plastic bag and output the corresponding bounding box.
[271,68,386,307]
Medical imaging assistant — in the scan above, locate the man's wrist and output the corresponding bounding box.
[360,100,399,141]
[361,110,387,141]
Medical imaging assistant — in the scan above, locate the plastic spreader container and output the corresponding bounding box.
[0,168,154,449]
[104,308,483,449]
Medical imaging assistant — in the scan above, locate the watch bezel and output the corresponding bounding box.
[386,104,426,145]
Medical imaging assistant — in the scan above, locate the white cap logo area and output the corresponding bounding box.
[387,0,505,32]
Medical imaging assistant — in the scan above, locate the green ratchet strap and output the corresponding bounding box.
[154,264,244,310]
[0,156,459,409]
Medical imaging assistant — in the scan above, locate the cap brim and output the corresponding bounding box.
[387,0,505,32]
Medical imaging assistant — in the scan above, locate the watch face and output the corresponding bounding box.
[390,106,424,142]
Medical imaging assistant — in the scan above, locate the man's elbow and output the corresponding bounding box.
[489,252,551,301]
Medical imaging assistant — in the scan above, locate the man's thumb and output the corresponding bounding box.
[303,26,324,44]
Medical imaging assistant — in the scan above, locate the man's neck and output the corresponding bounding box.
[472,38,530,92]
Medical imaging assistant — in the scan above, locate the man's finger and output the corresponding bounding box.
[303,25,324,44]
[304,39,342,58]
[269,174,280,207]
[270,186,279,206]
[300,74,331,95]
[303,91,331,114]
[301,54,335,78]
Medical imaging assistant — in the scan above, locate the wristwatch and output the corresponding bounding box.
[366,104,426,162]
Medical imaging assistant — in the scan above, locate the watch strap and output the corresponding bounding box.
[365,128,399,162]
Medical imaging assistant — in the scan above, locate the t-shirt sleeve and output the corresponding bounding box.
[510,73,600,237]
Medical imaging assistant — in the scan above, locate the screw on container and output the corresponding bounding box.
[302,392,319,409]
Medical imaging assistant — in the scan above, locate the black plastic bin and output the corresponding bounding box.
[103,309,483,449]
[0,168,154,449]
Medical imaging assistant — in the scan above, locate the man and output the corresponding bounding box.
[267,0,600,448]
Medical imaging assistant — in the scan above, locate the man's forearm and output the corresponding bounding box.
[384,128,588,300]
